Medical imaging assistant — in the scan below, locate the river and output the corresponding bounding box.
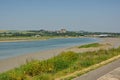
[0,38,99,60]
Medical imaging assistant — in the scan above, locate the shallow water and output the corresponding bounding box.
[0,38,99,59]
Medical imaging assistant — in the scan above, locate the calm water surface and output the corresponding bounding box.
[0,38,99,60]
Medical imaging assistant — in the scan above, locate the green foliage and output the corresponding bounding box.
[49,51,79,71]
[21,60,54,76]
[79,43,102,48]
[33,74,53,80]
[0,73,13,80]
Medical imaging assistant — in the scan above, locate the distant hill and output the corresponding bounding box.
[0,30,8,33]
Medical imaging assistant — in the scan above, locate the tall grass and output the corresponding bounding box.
[0,47,120,80]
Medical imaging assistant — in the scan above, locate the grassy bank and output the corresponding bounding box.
[78,43,102,48]
[0,47,120,80]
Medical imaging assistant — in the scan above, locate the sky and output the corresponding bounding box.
[0,0,120,32]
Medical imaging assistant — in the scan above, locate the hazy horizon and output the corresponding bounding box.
[0,0,120,32]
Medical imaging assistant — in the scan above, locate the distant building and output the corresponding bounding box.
[60,29,67,33]
[57,29,67,33]
[98,34,109,37]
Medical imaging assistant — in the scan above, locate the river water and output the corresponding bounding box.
[0,38,99,60]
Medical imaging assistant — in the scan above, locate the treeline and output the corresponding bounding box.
[0,30,120,37]
[0,32,36,37]
[0,30,84,37]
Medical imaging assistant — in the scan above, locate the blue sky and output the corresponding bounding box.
[0,0,120,32]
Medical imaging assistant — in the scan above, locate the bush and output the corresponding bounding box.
[22,60,54,76]
[49,51,79,71]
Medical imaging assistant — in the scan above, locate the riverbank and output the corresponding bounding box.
[65,38,120,53]
[0,38,120,73]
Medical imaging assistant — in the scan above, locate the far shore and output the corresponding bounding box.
[0,36,85,43]
[0,39,47,43]
[0,38,120,73]
[0,37,51,43]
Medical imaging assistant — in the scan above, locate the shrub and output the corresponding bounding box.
[22,60,54,76]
